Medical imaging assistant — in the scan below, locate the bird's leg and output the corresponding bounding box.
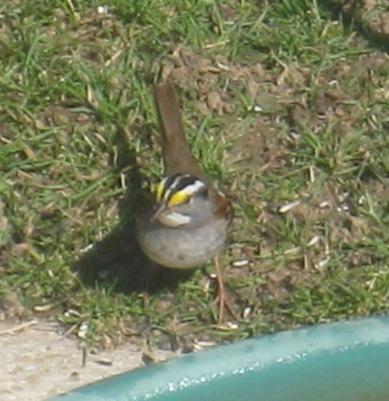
[214,256,225,323]
[213,257,238,324]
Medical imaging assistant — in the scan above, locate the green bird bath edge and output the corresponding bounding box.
[47,316,389,401]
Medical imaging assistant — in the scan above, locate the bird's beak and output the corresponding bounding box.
[151,203,166,222]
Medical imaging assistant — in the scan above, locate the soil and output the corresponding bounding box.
[329,0,389,44]
[0,320,177,401]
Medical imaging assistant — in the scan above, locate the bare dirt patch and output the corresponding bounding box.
[0,320,176,401]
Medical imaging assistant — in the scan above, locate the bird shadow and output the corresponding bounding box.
[72,124,194,295]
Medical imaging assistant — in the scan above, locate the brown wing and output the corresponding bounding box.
[209,188,232,222]
[153,83,204,178]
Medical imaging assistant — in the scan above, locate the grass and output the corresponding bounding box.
[1,0,388,348]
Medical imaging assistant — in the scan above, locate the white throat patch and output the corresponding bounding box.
[157,211,191,227]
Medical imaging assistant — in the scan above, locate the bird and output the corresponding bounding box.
[135,83,232,322]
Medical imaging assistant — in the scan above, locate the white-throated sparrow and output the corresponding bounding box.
[135,83,232,321]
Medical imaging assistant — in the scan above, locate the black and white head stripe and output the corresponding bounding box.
[155,174,208,206]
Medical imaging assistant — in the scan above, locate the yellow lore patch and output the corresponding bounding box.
[154,174,202,207]
[167,191,189,207]
[155,181,165,202]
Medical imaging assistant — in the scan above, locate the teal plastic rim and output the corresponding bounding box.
[48,316,389,401]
